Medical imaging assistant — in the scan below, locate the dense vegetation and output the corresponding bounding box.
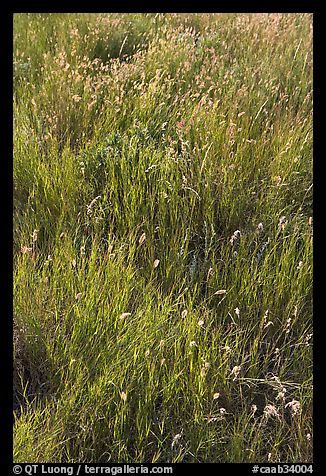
[13,13,313,463]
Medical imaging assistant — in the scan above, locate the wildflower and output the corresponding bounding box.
[231,365,241,380]
[138,232,146,246]
[251,404,257,414]
[306,433,311,441]
[181,309,188,319]
[190,341,198,348]
[219,408,227,416]
[153,259,160,269]
[234,307,240,317]
[119,312,131,320]
[263,404,280,419]
[176,120,185,129]
[121,391,127,402]
[257,222,264,232]
[213,392,220,400]
[297,261,303,270]
[198,319,205,327]
[285,400,301,415]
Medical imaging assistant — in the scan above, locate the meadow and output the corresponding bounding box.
[13,13,313,463]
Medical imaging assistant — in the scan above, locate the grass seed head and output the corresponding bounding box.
[214,289,227,295]
[181,309,188,319]
[138,232,146,246]
[285,400,301,415]
[263,404,280,420]
[119,312,131,320]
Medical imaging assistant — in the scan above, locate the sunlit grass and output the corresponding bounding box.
[13,13,313,463]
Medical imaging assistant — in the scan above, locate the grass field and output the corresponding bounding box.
[13,13,313,463]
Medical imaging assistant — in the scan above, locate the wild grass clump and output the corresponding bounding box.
[14,13,313,463]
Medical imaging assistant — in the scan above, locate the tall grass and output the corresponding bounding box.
[13,13,313,463]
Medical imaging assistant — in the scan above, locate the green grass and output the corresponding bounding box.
[13,13,313,463]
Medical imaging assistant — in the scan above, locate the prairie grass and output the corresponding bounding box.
[13,13,313,463]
